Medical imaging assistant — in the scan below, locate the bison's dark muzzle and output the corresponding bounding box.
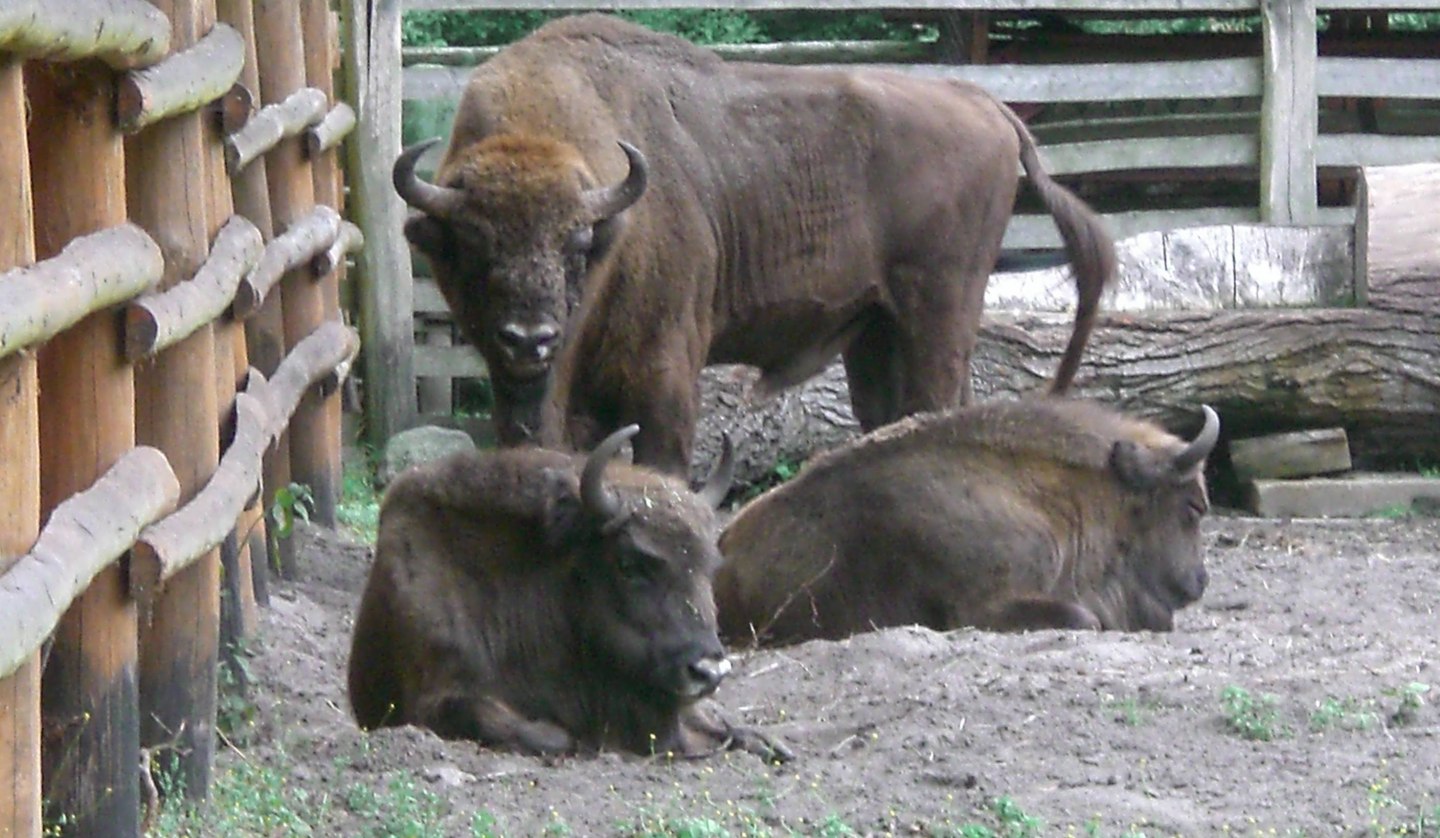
[682,653,732,698]
[497,321,561,377]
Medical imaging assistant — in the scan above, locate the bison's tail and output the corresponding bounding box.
[1000,107,1117,395]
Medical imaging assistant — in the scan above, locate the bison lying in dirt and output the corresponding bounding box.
[347,426,787,760]
[716,399,1219,646]
[395,13,1115,474]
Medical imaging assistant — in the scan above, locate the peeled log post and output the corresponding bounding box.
[0,0,170,69]
[233,204,341,317]
[131,392,269,603]
[0,447,180,681]
[116,23,244,134]
[0,223,163,359]
[304,102,356,159]
[124,214,264,360]
[222,86,327,175]
[0,52,41,838]
[28,58,145,838]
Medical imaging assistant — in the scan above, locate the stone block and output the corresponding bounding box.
[1230,428,1351,481]
[1244,474,1440,518]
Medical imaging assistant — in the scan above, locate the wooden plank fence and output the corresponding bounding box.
[352,0,1440,438]
[0,0,362,834]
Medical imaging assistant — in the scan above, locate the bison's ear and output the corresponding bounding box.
[539,468,587,551]
[587,212,627,267]
[1109,440,1169,491]
[403,214,452,259]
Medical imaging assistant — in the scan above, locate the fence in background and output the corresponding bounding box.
[0,0,360,833]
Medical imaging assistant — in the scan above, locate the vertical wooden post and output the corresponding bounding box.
[218,0,284,592]
[127,0,223,800]
[343,0,415,450]
[1260,0,1318,224]
[254,0,334,546]
[26,59,142,838]
[301,0,345,523]
[0,54,42,838]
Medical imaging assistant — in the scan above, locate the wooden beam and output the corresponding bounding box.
[304,102,357,158]
[1260,0,1318,224]
[124,214,264,360]
[222,86,328,175]
[233,204,342,318]
[0,52,41,838]
[125,0,223,802]
[1355,163,1440,315]
[117,23,244,133]
[0,448,180,681]
[131,392,267,602]
[261,320,361,441]
[27,58,145,838]
[0,0,170,69]
[344,0,415,448]
[312,220,363,277]
[1317,56,1440,100]
[0,224,164,360]
[401,0,1261,11]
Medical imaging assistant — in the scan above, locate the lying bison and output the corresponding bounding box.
[715,399,1220,646]
[395,13,1115,473]
[347,426,787,760]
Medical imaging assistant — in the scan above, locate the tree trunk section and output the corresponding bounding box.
[27,58,142,838]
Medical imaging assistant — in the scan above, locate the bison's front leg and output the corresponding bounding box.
[679,701,793,763]
[981,596,1102,632]
[418,693,574,756]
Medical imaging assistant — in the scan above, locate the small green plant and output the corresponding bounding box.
[991,796,1044,838]
[1101,695,1157,726]
[337,454,382,544]
[1385,682,1431,727]
[739,457,803,501]
[1309,696,1379,732]
[470,810,502,838]
[344,773,447,838]
[270,481,315,539]
[1221,685,1284,742]
[216,645,258,745]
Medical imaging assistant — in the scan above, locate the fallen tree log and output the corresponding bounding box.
[694,307,1440,488]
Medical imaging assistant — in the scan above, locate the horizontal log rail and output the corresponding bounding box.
[223,86,329,175]
[312,220,364,277]
[0,223,164,360]
[305,102,358,158]
[0,0,170,68]
[234,205,343,317]
[255,320,362,440]
[117,23,246,134]
[130,392,268,603]
[124,215,265,360]
[0,447,180,681]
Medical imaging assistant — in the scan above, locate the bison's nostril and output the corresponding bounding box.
[687,656,731,694]
[498,324,527,349]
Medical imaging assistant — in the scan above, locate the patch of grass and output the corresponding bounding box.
[738,457,803,502]
[1385,682,1431,727]
[1309,696,1379,733]
[151,750,331,836]
[1100,694,1158,726]
[1365,774,1440,837]
[1220,685,1285,742]
[337,452,381,544]
[343,773,448,838]
[1368,503,1418,520]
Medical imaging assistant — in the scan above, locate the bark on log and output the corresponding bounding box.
[124,214,264,360]
[304,102,356,159]
[233,205,341,317]
[695,307,1440,485]
[0,0,170,69]
[131,393,268,603]
[264,320,360,440]
[0,223,163,359]
[0,447,180,681]
[222,86,327,175]
[116,23,245,134]
[311,219,363,277]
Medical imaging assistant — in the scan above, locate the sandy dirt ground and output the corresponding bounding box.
[227,512,1440,837]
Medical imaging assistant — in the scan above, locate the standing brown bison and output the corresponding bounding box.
[395,13,1116,473]
[347,426,787,760]
[715,399,1220,646]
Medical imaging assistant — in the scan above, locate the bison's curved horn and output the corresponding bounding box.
[1172,405,1220,475]
[393,139,462,218]
[581,424,640,528]
[696,434,735,509]
[581,141,648,221]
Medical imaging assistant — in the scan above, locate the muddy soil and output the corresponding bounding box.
[232,513,1440,836]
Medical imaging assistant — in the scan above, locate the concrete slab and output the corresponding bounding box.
[1244,473,1440,518]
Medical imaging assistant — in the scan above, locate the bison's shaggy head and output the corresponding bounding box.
[560,425,735,704]
[1106,404,1221,629]
[394,134,647,383]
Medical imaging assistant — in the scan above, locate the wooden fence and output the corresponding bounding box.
[0,0,360,834]
[348,0,1440,440]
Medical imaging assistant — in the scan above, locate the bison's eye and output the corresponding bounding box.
[616,549,661,583]
[564,227,594,255]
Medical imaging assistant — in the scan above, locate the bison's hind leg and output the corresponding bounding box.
[983,597,1103,632]
[416,693,575,755]
[842,316,904,431]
